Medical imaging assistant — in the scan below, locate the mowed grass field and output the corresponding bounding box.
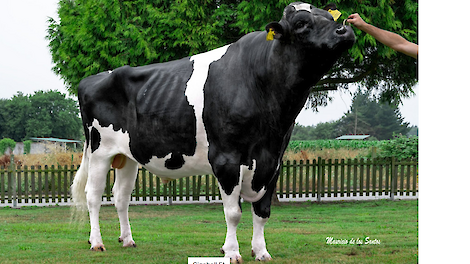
[0,200,417,263]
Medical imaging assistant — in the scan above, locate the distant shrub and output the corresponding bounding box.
[287,136,418,161]
[0,138,16,155]
[376,134,418,160]
[287,140,381,152]
[23,140,32,154]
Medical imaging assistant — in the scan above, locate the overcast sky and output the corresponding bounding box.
[0,0,418,127]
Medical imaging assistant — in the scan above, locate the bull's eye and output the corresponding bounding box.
[295,21,307,29]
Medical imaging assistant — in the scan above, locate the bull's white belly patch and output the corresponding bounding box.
[91,119,211,178]
[90,119,131,156]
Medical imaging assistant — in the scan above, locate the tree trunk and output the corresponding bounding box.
[271,188,280,205]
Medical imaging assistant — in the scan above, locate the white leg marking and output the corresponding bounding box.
[85,155,111,251]
[251,206,272,261]
[219,166,243,263]
[113,157,139,247]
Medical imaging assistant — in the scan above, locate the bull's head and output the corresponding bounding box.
[266,2,355,53]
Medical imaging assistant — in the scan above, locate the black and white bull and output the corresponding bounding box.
[71,2,355,262]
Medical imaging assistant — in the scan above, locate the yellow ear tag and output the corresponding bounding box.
[266,28,275,41]
[328,9,341,22]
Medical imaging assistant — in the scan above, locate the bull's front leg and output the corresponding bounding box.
[219,183,243,263]
[212,155,244,263]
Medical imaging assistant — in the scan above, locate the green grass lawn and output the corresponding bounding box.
[0,200,417,263]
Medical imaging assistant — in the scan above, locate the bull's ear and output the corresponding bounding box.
[265,22,284,41]
[323,3,341,21]
[323,3,337,11]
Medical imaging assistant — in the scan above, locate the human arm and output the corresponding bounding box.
[347,13,418,59]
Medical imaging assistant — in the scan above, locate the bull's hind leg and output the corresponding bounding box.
[113,156,139,248]
[86,156,112,251]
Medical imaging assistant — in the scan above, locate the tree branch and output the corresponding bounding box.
[314,53,380,90]
[316,62,378,87]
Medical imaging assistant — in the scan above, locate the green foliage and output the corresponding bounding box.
[376,134,418,160]
[0,93,30,142]
[47,0,244,95]
[289,135,418,161]
[0,91,81,141]
[0,138,16,155]
[288,139,381,153]
[291,121,340,140]
[47,0,417,106]
[23,140,32,154]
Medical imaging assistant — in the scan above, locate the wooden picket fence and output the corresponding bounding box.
[0,157,417,207]
[280,157,418,201]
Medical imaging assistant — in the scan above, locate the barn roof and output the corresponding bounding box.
[335,135,370,140]
[30,137,82,143]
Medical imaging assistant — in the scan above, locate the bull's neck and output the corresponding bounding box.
[256,40,323,127]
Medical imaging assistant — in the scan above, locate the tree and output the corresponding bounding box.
[0,92,31,142]
[291,121,339,140]
[407,125,418,137]
[314,121,340,139]
[336,90,410,140]
[0,91,82,141]
[26,91,82,140]
[290,124,313,141]
[47,0,417,106]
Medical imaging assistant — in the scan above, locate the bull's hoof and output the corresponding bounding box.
[229,256,243,263]
[252,250,272,261]
[90,245,106,251]
[123,241,137,248]
[119,236,136,247]
[255,255,272,261]
[220,248,243,263]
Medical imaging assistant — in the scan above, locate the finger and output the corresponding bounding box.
[348,13,357,19]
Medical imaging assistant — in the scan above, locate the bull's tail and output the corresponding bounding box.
[71,145,89,212]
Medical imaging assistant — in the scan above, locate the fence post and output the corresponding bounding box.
[390,157,396,201]
[317,157,322,203]
[10,155,18,208]
[168,180,173,206]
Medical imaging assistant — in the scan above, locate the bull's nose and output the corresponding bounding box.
[336,26,347,35]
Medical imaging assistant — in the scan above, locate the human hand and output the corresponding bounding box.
[347,13,367,29]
